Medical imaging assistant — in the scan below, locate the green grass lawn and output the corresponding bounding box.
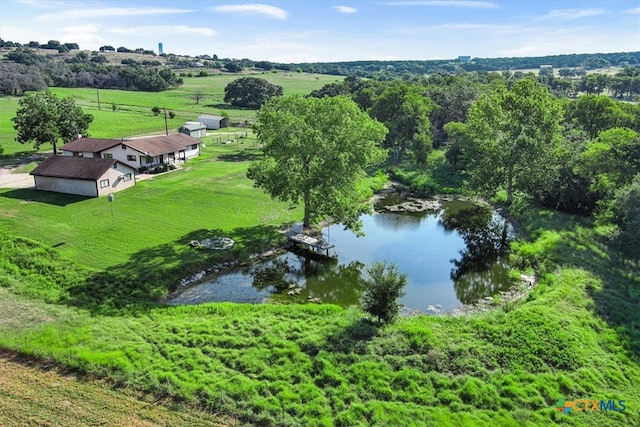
[0,143,299,271]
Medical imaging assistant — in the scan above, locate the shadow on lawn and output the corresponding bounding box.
[0,151,46,167]
[566,230,640,361]
[512,201,640,362]
[217,149,263,163]
[203,103,252,111]
[322,318,379,355]
[65,224,286,315]
[0,188,91,206]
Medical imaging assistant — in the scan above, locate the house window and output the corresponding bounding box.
[100,179,109,188]
[103,153,113,159]
[121,144,127,150]
[191,144,198,149]
[145,156,153,163]
[72,152,83,157]
[127,155,137,161]
[113,163,117,169]
[123,173,132,182]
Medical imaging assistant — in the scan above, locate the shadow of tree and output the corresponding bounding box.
[217,149,263,163]
[302,317,379,357]
[0,151,45,168]
[64,224,286,315]
[561,229,640,360]
[511,201,640,361]
[0,188,91,206]
[203,103,254,111]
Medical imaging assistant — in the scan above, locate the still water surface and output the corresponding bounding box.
[167,199,515,312]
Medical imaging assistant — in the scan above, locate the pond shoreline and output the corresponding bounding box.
[167,186,536,316]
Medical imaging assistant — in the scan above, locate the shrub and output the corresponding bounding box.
[360,261,407,325]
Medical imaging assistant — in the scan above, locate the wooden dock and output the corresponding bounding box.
[280,228,335,256]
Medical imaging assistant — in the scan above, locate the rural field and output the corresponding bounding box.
[0,71,342,155]
[1,72,639,426]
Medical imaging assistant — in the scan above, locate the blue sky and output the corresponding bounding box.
[1,1,638,62]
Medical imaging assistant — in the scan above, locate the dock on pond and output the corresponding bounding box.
[279,226,335,257]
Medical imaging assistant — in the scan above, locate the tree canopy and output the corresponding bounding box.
[224,77,283,109]
[368,83,435,163]
[463,79,564,204]
[247,95,388,232]
[12,91,93,154]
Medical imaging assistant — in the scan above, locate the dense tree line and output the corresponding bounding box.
[308,71,640,254]
[0,48,182,93]
[267,51,640,78]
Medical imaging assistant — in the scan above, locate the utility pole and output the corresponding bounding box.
[164,107,169,135]
[96,88,101,110]
[108,193,115,230]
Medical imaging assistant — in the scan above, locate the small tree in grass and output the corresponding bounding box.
[361,261,407,325]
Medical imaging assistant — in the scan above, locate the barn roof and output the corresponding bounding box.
[181,122,207,131]
[30,156,119,181]
[198,114,226,121]
[61,137,121,153]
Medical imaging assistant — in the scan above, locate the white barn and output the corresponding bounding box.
[179,121,207,138]
[197,115,229,130]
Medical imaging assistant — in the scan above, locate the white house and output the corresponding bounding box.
[197,115,229,130]
[30,155,136,197]
[62,134,201,171]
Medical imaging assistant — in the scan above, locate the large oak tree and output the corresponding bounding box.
[224,77,283,109]
[13,91,93,154]
[464,79,563,205]
[247,95,387,232]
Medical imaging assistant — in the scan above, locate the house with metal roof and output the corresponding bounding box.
[30,156,136,197]
[61,134,201,171]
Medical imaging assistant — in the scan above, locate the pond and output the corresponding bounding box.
[166,198,516,313]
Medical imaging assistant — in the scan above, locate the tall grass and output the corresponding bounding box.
[1,172,639,425]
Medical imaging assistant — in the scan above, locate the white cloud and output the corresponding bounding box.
[623,7,640,15]
[435,23,517,32]
[334,6,358,14]
[385,1,499,9]
[111,25,217,37]
[36,7,192,21]
[211,3,288,20]
[542,8,605,19]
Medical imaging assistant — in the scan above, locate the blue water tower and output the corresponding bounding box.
[158,42,163,55]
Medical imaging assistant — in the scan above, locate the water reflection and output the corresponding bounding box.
[167,199,516,311]
[440,204,513,304]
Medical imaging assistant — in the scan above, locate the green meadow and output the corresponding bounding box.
[0,71,343,154]
[0,72,639,426]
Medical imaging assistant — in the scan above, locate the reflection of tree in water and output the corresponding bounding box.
[252,258,296,291]
[304,261,366,306]
[251,255,367,306]
[440,204,513,304]
[285,256,367,306]
[373,212,426,231]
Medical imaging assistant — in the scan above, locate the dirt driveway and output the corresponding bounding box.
[0,172,34,189]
